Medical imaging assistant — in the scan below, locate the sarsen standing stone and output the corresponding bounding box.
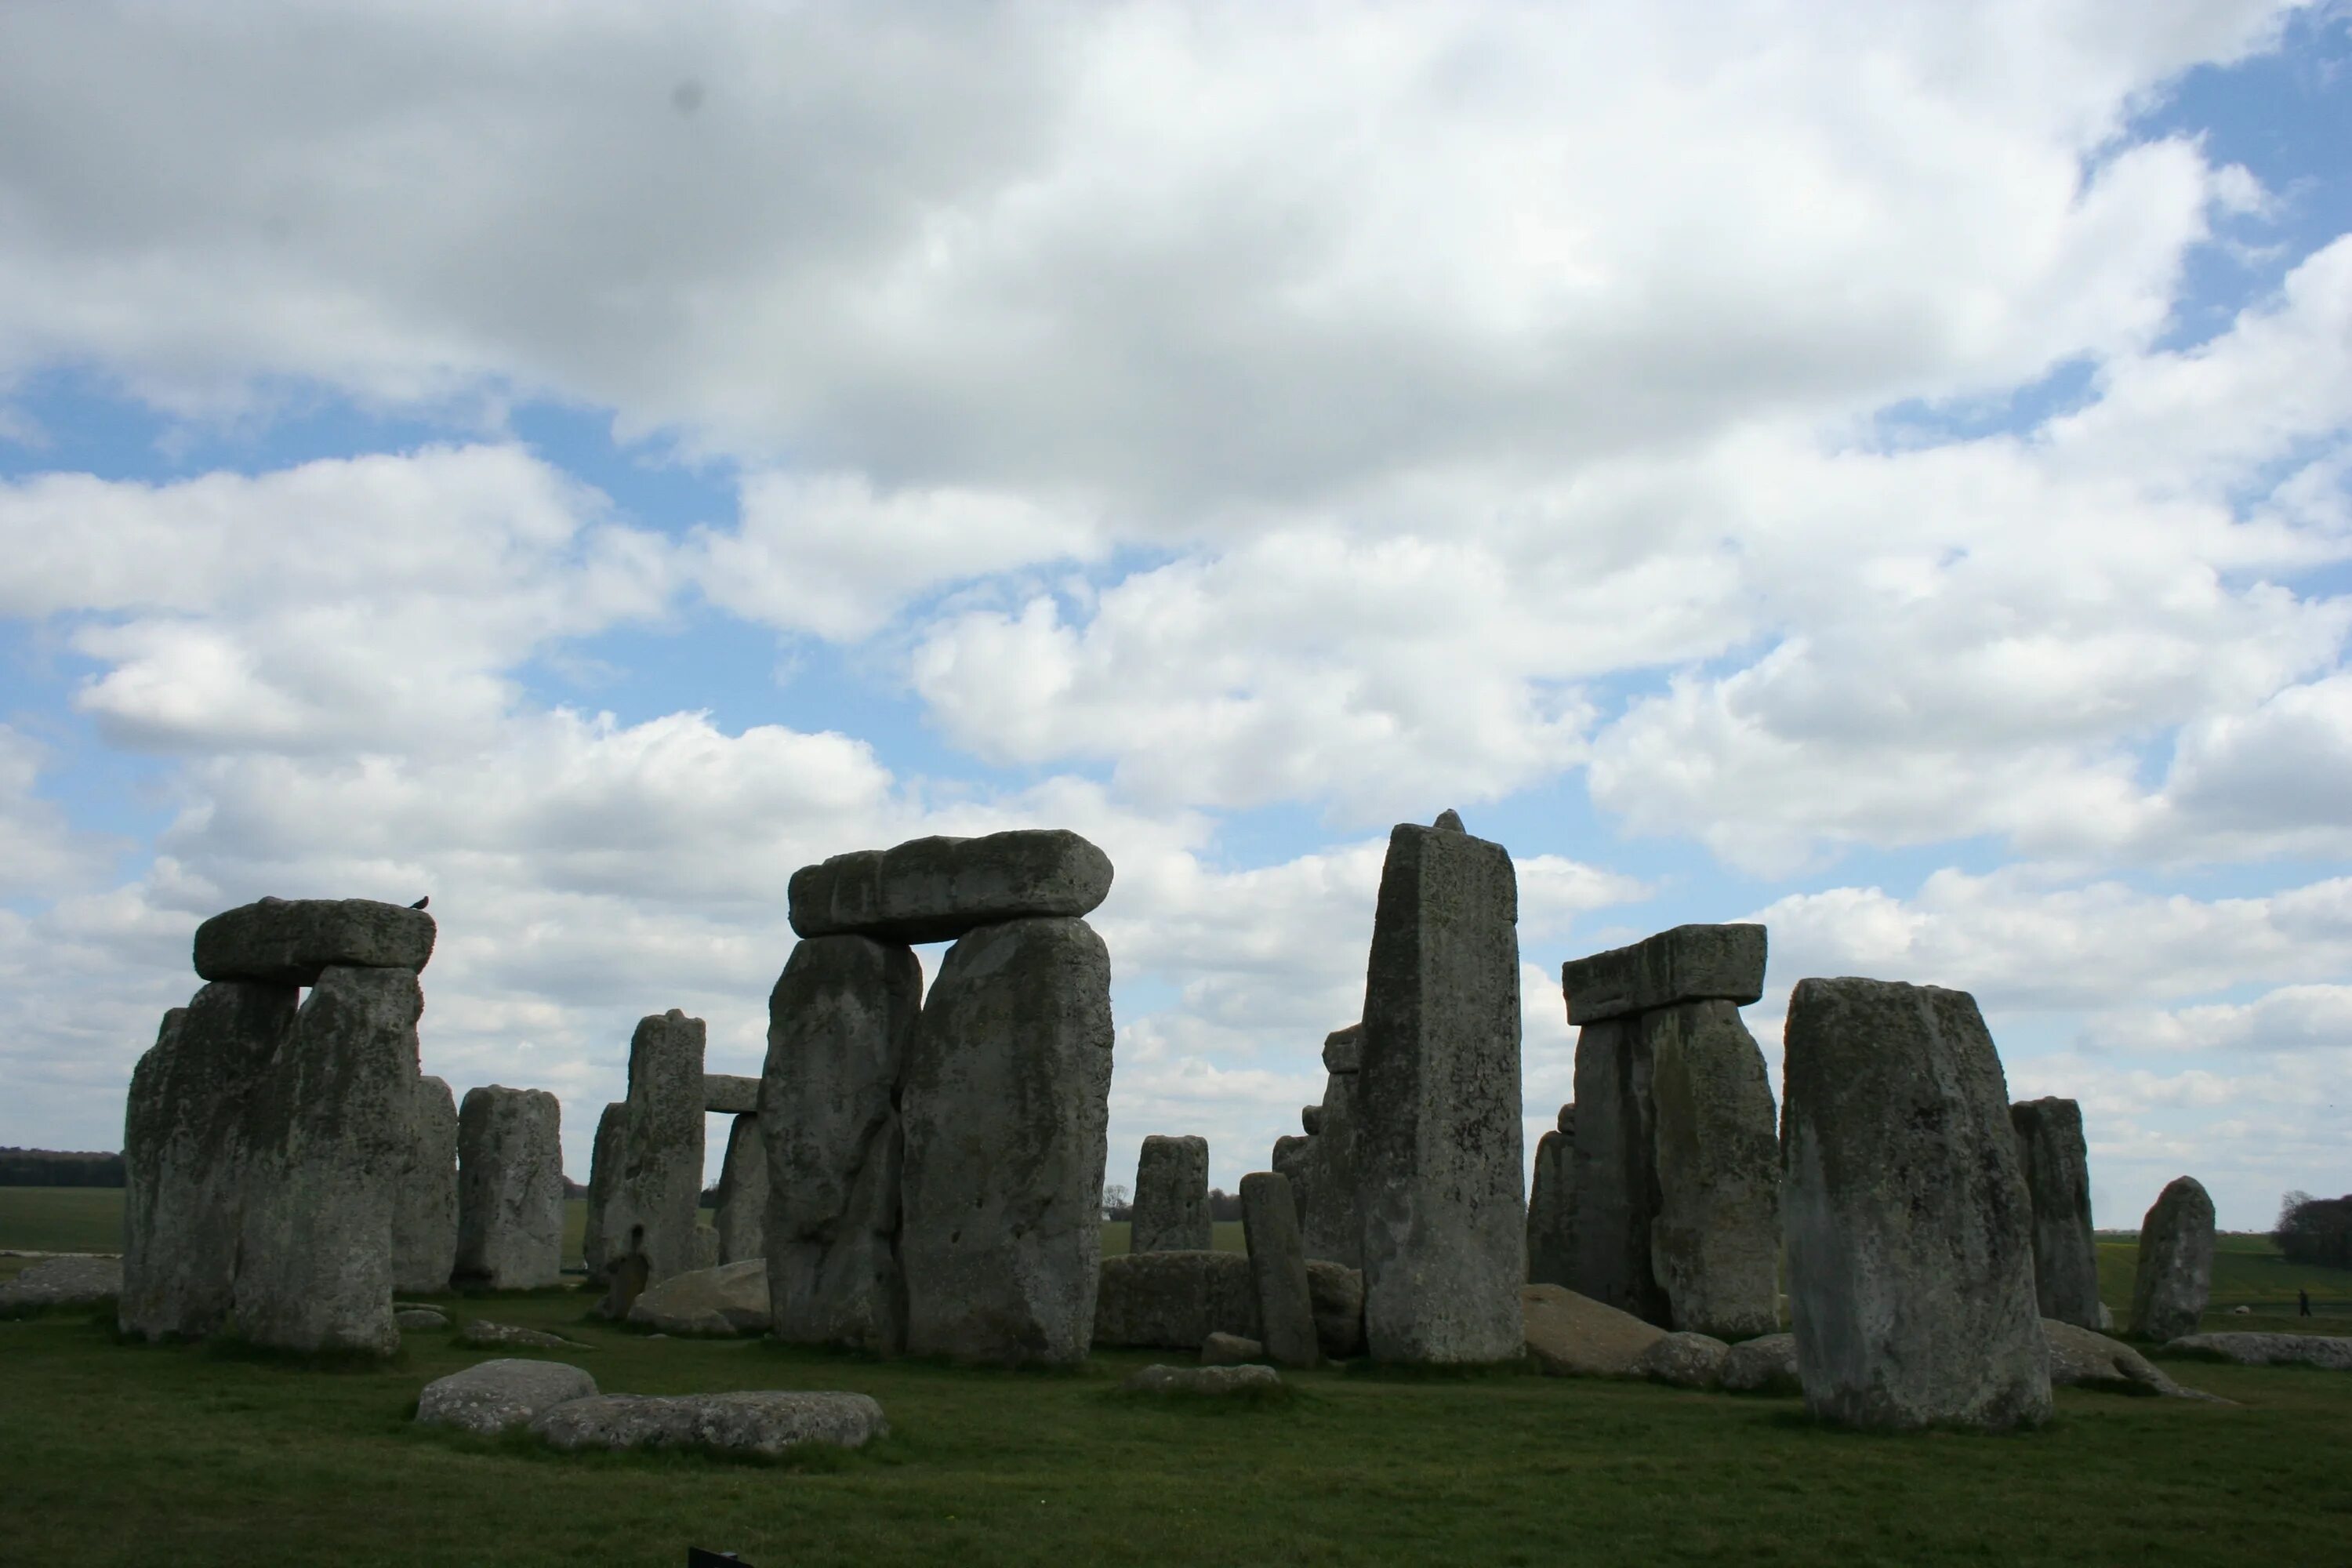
[454,1085,564,1290]
[1646,1001,1780,1338]
[1526,1105,1577,1289]
[393,1074,459,1295]
[2010,1097,2101,1330]
[2130,1175,2215,1343]
[1131,1135,1212,1254]
[594,1010,706,1284]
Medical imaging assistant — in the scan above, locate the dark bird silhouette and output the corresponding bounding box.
[409,895,430,910]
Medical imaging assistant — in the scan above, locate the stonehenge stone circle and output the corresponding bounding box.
[703,1074,760,1116]
[789,829,1113,944]
[454,1085,564,1290]
[762,934,921,1352]
[1561,923,1765,1025]
[713,1112,768,1265]
[1356,813,1526,1364]
[581,1100,627,1280]
[234,965,423,1356]
[1781,977,2051,1432]
[2131,1175,2216,1342]
[593,1009,707,1284]
[1240,1171,1319,1367]
[1525,1104,1577,1289]
[1296,1023,1365,1269]
[1646,1000,1781,1337]
[120,985,294,1341]
[1131,1134,1213,1254]
[2010,1097,2103,1330]
[902,915,1113,1364]
[392,1074,459,1295]
[193,896,436,986]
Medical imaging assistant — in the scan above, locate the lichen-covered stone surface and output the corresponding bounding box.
[902,916,1112,1365]
[457,1319,593,1351]
[789,829,1113,944]
[581,1101,626,1281]
[1525,1111,1577,1289]
[1646,1000,1780,1337]
[2130,1175,2216,1343]
[1240,1171,1319,1367]
[1357,819,1525,1364]
[1519,1283,1666,1377]
[713,1113,767,1265]
[1305,1260,1366,1359]
[593,1010,706,1284]
[1560,924,1766,1025]
[120,985,293,1341]
[763,934,920,1352]
[0,1254,121,1315]
[454,1085,564,1290]
[626,1258,772,1336]
[1568,1016,1669,1325]
[1092,1250,1261,1348]
[233,965,421,1356]
[1781,977,2051,1432]
[702,1073,760,1115]
[2043,1319,2209,1395]
[1200,1331,1265,1366]
[194,897,436,986]
[2011,1098,2103,1330]
[531,1392,887,1456]
[1634,1330,1730,1388]
[1122,1363,1283,1396]
[1131,1134,1212,1254]
[393,1074,459,1295]
[1718,1333,1801,1394]
[1298,1032,1363,1269]
[415,1359,597,1436]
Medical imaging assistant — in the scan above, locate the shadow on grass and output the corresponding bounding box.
[201,1332,407,1374]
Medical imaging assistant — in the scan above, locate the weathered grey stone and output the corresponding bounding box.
[902,916,1112,1365]
[1270,1134,1313,1231]
[2165,1331,2352,1370]
[0,1254,120,1314]
[592,1010,706,1284]
[691,1224,720,1270]
[1300,1105,1322,1134]
[762,934,920,1352]
[1560,924,1766,1026]
[1526,1111,1577,1288]
[1634,1330,1729,1388]
[713,1114,767,1265]
[1322,1023,1362,1074]
[789,829,1114,944]
[457,1319,593,1351]
[1201,1331,1265,1366]
[395,1307,448,1330]
[453,1085,564,1290]
[416,1358,598,1435]
[1131,1134,1212,1254]
[1781,977,2052,1432]
[1719,1333,1801,1394]
[532,1391,887,1455]
[1568,1016,1669,1324]
[120,985,293,1341]
[1305,1259,1366,1359]
[1298,1058,1363,1269]
[2011,1098,2102,1330]
[1646,1001,1780,1337]
[1122,1363,1283,1396]
[233,966,420,1356]
[2043,1319,2207,1395]
[627,1258,771,1336]
[1240,1171,1319,1367]
[1356,821,1525,1364]
[702,1073,760,1115]
[393,1075,459,1295]
[1092,1250,1259,1348]
[1520,1283,1666,1377]
[2130,1175,2215,1343]
[1432,808,1465,832]
[194,897,436,986]
[581,1101,626,1280]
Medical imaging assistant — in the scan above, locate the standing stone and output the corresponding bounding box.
[1298,1025,1364,1269]
[1131,1135,1212,1254]
[1781,978,2051,1432]
[1568,1017,1669,1323]
[233,965,422,1356]
[1646,1001,1780,1337]
[1526,1105,1577,1288]
[713,1114,767,1265]
[593,1010,706,1284]
[2010,1098,2102,1330]
[392,1074,459,1294]
[1356,817,1526,1363]
[581,1101,627,1279]
[120,985,296,1341]
[902,916,1113,1365]
[454,1085,564,1290]
[2130,1175,2216,1343]
[1270,1134,1313,1229]
[762,935,920,1352]
[1239,1171,1319,1367]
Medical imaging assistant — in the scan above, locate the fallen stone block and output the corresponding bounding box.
[1718,1333,1800,1395]
[0,1254,120,1315]
[789,829,1114,944]
[626,1260,772,1337]
[194,897,436,986]
[1520,1283,1667,1377]
[416,1358,597,1436]
[1201,1331,1265,1366]
[457,1319,594,1351]
[1559,924,1766,1025]
[1634,1330,1729,1388]
[2164,1332,2352,1371]
[1122,1363,1283,1397]
[531,1391,887,1456]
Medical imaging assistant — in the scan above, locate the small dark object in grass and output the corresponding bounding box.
[687,1550,749,1566]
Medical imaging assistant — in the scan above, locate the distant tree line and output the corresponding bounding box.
[2274,1191,2352,1269]
[1102,1184,1245,1224]
[0,1147,125,1187]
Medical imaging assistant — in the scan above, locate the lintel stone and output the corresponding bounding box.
[1560,924,1766,1025]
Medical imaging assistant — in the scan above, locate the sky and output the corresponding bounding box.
[2,1,2348,1232]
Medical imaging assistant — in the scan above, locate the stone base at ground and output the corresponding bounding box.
[626,1259,771,1336]
[415,1359,598,1436]
[530,1392,887,1456]
[1718,1334,1801,1394]
[2165,1332,2352,1370]
[1520,1283,1668,1377]
[1122,1364,1283,1396]
[1633,1330,1729,1388]
[0,1254,120,1314]
[1093,1250,1260,1348]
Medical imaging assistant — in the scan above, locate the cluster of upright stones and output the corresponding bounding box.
[121,898,437,1355]
[766,829,1117,1365]
[586,1009,708,1287]
[1131,1135,1211,1254]
[453,1085,564,1290]
[2131,1175,2216,1341]
[1524,1104,1577,1289]
[1781,978,2051,1432]
[1560,923,1779,1338]
[1356,810,1526,1365]
[1288,1025,1365,1269]
[2009,1097,2102,1330]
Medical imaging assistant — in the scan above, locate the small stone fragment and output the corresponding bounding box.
[194,897,436,986]
[2130,1176,2216,1344]
[1321,1024,1362,1075]
[1131,1134,1213,1254]
[1240,1171,1319,1367]
[415,1358,598,1436]
[1200,1331,1265,1366]
[530,1391,887,1455]
[1093,1250,1260,1348]
[789,829,1114,944]
[2163,1331,2352,1370]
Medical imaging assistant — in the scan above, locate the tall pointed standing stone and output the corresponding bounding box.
[1356,813,1525,1364]
[2010,1097,2101,1330]
[120,985,296,1341]
[1299,1024,1364,1269]
[593,1010,706,1284]
[1526,1105,1577,1288]
[1781,977,2050,1432]
[1646,1001,1781,1337]
[762,934,920,1351]
[713,1113,767,1265]
[1240,1171,1319,1367]
[2130,1175,2215,1342]
[902,916,1113,1365]
[1131,1135,1212,1254]
[453,1085,564,1290]
[392,1074,459,1294]
[582,1100,626,1279]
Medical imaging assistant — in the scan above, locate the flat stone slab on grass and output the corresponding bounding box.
[1520,1283,1667,1377]
[0,1254,121,1313]
[1122,1363,1284,1397]
[2165,1332,2352,1371]
[2042,1319,2215,1398]
[789,829,1114,944]
[395,1308,451,1330]
[626,1259,771,1337]
[1560,924,1766,1025]
[530,1392,887,1457]
[457,1319,594,1351]
[194,897,436,985]
[416,1358,598,1436]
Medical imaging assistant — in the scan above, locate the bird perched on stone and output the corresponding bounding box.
[409,895,430,910]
